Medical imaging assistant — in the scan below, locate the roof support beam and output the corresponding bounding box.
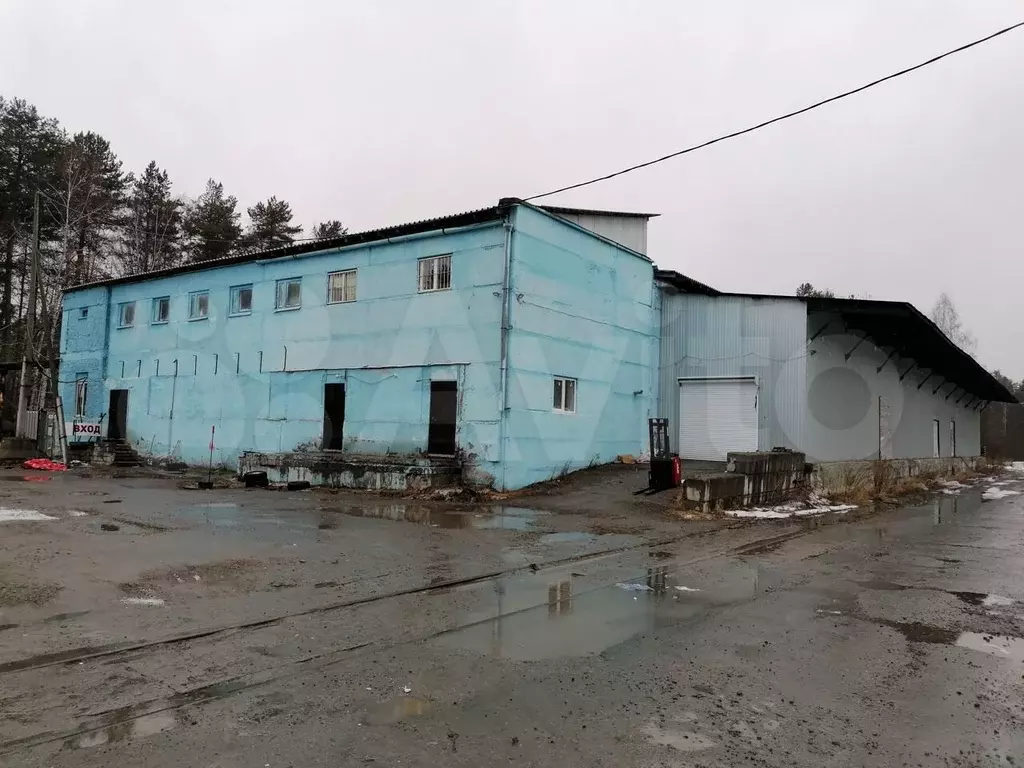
[844,334,868,361]
[809,319,833,342]
[932,378,948,395]
[954,390,970,405]
[945,386,961,401]
[917,372,935,390]
[899,363,918,382]
[876,349,898,373]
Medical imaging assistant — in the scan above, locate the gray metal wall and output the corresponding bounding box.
[547,212,648,255]
[805,311,982,461]
[657,291,808,454]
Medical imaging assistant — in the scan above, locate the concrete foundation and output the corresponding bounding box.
[680,450,808,514]
[811,456,981,494]
[237,451,461,491]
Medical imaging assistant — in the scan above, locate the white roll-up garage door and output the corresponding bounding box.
[678,378,759,461]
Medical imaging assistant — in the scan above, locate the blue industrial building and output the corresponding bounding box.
[60,199,658,490]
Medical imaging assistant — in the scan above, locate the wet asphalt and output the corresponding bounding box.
[1,471,1023,766]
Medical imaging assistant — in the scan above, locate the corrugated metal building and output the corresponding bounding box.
[655,271,1015,463]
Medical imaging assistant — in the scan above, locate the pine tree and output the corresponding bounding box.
[116,161,183,276]
[311,219,348,240]
[183,179,242,262]
[245,196,302,251]
[0,97,64,357]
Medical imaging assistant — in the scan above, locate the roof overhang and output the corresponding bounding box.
[806,296,1016,404]
[653,269,720,296]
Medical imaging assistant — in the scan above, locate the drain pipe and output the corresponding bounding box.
[497,213,514,491]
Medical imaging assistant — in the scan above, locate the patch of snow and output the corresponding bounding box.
[982,487,1021,501]
[940,480,967,489]
[983,594,1014,608]
[0,508,57,523]
[674,586,701,592]
[724,503,856,520]
[1007,461,1024,473]
[121,597,165,607]
[67,510,88,517]
[615,582,654,592]
[816,609,843,615]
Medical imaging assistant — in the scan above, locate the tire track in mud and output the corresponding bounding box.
[0,522,812,756]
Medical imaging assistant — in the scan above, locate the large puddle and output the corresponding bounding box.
[430,559,763,661]
[328,504,548,531]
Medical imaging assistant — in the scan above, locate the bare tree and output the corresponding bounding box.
[930,292,977,356]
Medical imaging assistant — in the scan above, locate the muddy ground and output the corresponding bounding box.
[0,465,1022,766]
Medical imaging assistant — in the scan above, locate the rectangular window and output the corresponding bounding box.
[418,254,452,292]
[327,270,357,304]
[932,419,941,458]
[79,307,88,320]
[118,302,135,328]
[276,278,301,310]
[74,375,88,417]
[553,376,577,413]
[230,284,253,315]
[152,296,170,324]
[189,291,210,320]
[950,419,956,457]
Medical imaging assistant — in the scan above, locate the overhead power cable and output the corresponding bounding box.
[524,20,1024,201]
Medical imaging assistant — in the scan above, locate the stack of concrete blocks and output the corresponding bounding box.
[679,450,809,514]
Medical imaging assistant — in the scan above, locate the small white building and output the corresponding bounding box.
[655,270,1015,463]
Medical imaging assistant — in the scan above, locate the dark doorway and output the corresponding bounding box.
[427,381,457,455]
[323,383,346,450]
[108,389,129,440]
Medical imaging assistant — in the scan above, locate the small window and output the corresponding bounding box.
[230,284,253,315]
[152,296,170,324]
[327,270,357,304]
[79,307,88,320]
[74,375,88,417]
[276,278,301,310]
[189,291,210,320]
[418,254,451,292]
[553,376,577,413]
[118,302,135,328]
[932,419,941,458]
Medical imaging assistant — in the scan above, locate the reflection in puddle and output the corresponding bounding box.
[432,565,747,661]
[363,696,432,725]
[956,632,1024,661]
[65,711,177,749]
[64,679,248,750]
[328,504,547,531]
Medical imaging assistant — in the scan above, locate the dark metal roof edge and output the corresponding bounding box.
[539,204,660,219]
[803,295,1015,404]
[66,203,510,292]
[653,269,720,296]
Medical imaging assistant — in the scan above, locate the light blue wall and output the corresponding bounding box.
[61,223,507,484]
[502,205,657,489]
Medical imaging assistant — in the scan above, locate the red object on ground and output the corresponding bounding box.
[671,456,682,486]
[23,458,67,472]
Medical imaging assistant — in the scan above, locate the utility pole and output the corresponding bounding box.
[15,192,41,439]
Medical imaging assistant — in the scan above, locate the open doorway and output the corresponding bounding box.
[108,389,129,440]
[323,383,345,450]
[427,381,457,455]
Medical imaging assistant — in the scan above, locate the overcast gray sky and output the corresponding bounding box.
[1,1,1021,375]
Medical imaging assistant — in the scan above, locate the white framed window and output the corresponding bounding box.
[553,376,577,413]
[230,284,253,315]
[327,269,357,304]
[152,296,170,324]
[188,291,210,320]
[79,307,88,320]
[418,254,451,292]
[949,419,956,457]
[276,277,302,310]
[932,419,941,458]
[118,302,135,328]
[74,374,88,417]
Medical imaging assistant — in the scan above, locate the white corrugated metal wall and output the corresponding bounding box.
[657,291,808,457]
